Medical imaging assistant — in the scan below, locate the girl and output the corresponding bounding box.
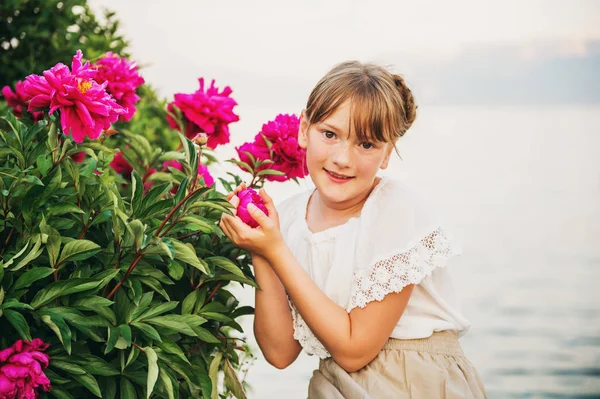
[219,61,486,398]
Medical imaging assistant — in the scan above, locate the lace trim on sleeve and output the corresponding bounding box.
[287,298,331,359]
[348,227,459,311]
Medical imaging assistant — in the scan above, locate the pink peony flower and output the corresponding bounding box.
[236,188,268,228]
[166,78,239,149]
[93,52,145,122]
[1,81,44,122]
[0,338,51,399]
[163,160,214,194]
[22,50,126,143]
[236,114,307,182]
[109,151,133,175]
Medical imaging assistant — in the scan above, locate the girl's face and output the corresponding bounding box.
[299,100,393,207]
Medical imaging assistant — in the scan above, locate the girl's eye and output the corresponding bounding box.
[323,131,336,139]
[360,142,375,150]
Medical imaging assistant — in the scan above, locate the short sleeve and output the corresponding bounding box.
[345,178,461,312]
[348,226,459,311]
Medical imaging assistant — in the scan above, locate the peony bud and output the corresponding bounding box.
[192,132,209,146]
[236,188,268,228]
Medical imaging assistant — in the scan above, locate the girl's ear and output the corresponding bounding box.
[380,144,394,170]
[299,110,308,149]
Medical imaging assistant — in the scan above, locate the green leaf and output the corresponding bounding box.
[169,238,209,274]
[135,301,179,321]
[181,290,200,315]
[158,368,175,399]
[126,219,146,251]
[178,215,214,233]
[145,315,196,336]
[131,170,144,216]
[4,309,32,340]
[136,276,170,301]
[57,239,101,265]
[101,377,117,399]
[31,270,119,308]
[2,241,30,269]
[49,386,75,399]
[11,235,43,271]
[209,352,222,399]
[37,153,52,176]
[120,377,137,399]
[131,322,162,342]
[72,372,102,398]
[256,169,286,177]
[50,360,87,375]
[158,151,185,162]
[41,314,72,354]
[145,347,159,399]
[144,238,174,259]
[78,355,120,376]
[200,312,232,323]
[11,267,54,291]
[206,256,244,278]
[191,326,220,344]
[119,324,132,347]
[156,340,190,365]
[208,273,258,289]
[129,292,154,322]
[0,299,33,311]
[63,158,80,189]
[166,260,183,280]
[105,326,120,354]
[44,225,62,267]
[189,200,232,214]
[40,164,62,204]
[125,345,140,368]
[224,358,247,399]
[72,296,114,309]
[46,203,84,217]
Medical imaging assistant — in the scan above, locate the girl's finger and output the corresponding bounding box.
[228,194,240,208]
[219,215,235,240]
[227,182,247,201]
[259,188,279,223]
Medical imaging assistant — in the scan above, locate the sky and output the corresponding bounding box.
[89,0,600,105]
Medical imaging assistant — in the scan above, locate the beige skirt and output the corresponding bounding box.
[307,331,487,399]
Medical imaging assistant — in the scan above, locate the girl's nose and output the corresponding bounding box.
[331,143,352,168]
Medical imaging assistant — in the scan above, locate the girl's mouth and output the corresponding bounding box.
[324,169,354,183]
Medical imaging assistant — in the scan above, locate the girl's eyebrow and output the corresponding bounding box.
[320,122,343,133]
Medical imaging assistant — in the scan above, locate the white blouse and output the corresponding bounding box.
[276,176,471,359]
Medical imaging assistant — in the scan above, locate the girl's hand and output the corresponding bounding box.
[219,185,284,260]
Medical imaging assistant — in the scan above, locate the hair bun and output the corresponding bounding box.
[392,74,418,131]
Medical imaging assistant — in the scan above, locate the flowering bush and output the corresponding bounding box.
[0,49,307,399]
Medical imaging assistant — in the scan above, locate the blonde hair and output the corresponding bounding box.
[305,61,417,144]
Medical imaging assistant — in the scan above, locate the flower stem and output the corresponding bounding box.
[155,187,203,237]
[107,251,145,300]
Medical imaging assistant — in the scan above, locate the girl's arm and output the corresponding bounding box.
[220,190,414,373]
[251,252,302,369]
[265,244,413,373]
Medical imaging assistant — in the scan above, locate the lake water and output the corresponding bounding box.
[222,105,600,398]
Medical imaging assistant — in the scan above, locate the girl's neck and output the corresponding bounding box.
[307,177,381,231]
